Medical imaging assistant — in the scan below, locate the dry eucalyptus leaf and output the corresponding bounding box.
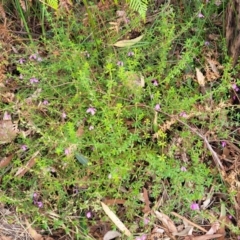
[15,151,39,177]
[192,234,222,240]
[0,235,13,240]
[101,202,132,237]
[25,219,43,240]
[201,197,212,210]
[76,125,84,137]
[0,120,19,144]
[0,155,13,168]
[174,226,193,236]
[155,211,178,234]
[113,35,144,47]
[196,68,205,87]
[103,230,121,240]
[206,222,220,235]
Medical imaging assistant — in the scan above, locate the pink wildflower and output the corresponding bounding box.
[221,141,226,148]
[127,51,134,57]
[179,112,188,118]
[89,125,94,130]
[154,104,160,111]
[143,218,150,225]
[64,148,70,156]
[30,78,39,84]
[43,100,49,105]
[190,202,200,210]
[86,107,96,115]
[18,58,25,64]
[21,145,28,151]
[117,61,124,66]
[62,112,67,119]
[181,166,187,172]
[232,84,239,91]
[86,211,92,218]
[152,80,158,86]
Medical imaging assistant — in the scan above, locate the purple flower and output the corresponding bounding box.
[181,166,187,172]
[86,107,96,115]
[30,78,39,84]
[127,51,134,57]
[19,74,23,79]
[62,112,67,119]
[117,61,124,67]
[3,112,11,120]
[29,53,37,60]
[204,41,210,46]
[228,215,232,219]
[33,193,38,199]
[154,104,161,111]
[136,235,147,240]
[89,125,94,130]
[190,202,200,210]
[21,145,28,151]
[18,58,25,64]
[73,187,79,194]
[37,201,43,208]
[179,112,188,118]
[198,12,204,18]
[37,57,42,62]
[43,100,49,105]
[86,211,92,218]
[232,84,239,91]
[64,148,70,156]
[152,80,158,86]
[221,141,226,148]
[143,218,150,225]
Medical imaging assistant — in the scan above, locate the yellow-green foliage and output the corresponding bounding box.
[129,0,148,19]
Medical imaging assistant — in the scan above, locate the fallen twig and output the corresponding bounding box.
[171,212,207,233]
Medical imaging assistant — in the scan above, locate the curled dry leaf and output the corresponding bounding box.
[196,68,205,87]
[113,35,144,47]
[0,155,13,168]
[76,124,84,137]
[0,120,19,144]
[15,151,39,177]
[143,187,151,213]
[174,226,193,236]
[155,211,178,234]
[206,222,220,235]
[103,230,121,240]
[101,202,132,237]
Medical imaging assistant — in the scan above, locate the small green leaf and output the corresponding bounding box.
[75,153,88,166]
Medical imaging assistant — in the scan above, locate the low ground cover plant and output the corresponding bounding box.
[0,0,240,239]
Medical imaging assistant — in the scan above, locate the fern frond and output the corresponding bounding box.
[47,0,58,9]
[39,0,58,10]
[129,0,148,19]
